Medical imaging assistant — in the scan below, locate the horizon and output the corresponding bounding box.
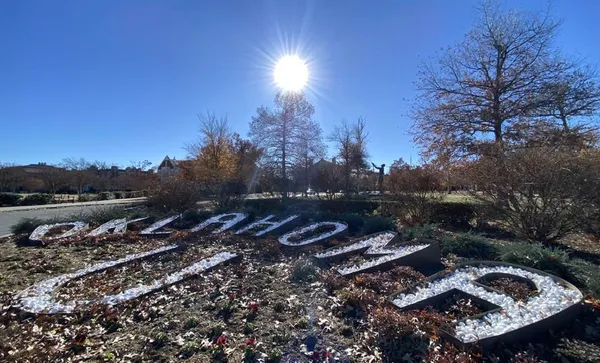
[2,0,599,170]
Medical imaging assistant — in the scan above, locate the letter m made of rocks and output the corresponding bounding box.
[313,231,440,277]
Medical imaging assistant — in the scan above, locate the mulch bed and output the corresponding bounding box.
[1,231,600,362]
[486,277,537,301]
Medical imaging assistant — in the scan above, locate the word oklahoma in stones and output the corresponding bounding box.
[16,212,584,347]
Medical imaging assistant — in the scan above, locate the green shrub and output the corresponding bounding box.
[242,199,379,216]
[97,192,113,201]
[20,194,52,206]
[10,217,43,234]
[290,259,318,283]
[362,216,396,234]
[113,191,124,199]
[68,206,129,225]
[430,202,476,229]
[402,224,437,240]
[147,177,204,213]
[439,233,499,260]
[243,199,286,214]
[182,209,212,223]
[0,193,22,206]
[499,243,573,280]
[564,258,600,298]
[317,200,379,214]
[77,194,94,202]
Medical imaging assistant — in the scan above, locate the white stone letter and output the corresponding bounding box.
[29,221,89,243]
[279,221,348,247]
[235,214,299,236]
[140,215,180,235]
[315,231,434,276]
[190,213,247,234]
[391,264,583,344]
[15,246,240,314]
[87,217,148,237]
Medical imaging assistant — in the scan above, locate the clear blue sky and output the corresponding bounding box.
[1,0,599,169]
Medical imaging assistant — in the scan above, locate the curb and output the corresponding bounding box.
[0,198,146,213]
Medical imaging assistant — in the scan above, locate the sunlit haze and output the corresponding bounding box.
[274,55,308,92]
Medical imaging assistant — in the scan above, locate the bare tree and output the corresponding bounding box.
[329,117,369,195]
[412,0,567,158]
[62,157,91,197]
[185,111,232,166]
[38,165,67,196]
[249,92,315,199]
[312,162,342,200]
[182,112,261,207]
[295,120,326,195]
[0,163,20,192]
[537,67,600,132]
[129,160,153,171]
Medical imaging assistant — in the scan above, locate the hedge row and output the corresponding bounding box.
[0,193,53,207]
[242,199,380,215]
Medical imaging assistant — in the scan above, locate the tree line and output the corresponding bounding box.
[175,0,600,244]
[0,159,155,197]
[176,92,374,208]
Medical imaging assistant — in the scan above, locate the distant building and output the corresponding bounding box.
[156,156,181,181]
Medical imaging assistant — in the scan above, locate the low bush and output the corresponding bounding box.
[567,258,600,298]
[113,191,124,199]
[499,243,574,281]
[0,193,22,206]
[68,206,129,226]
[77,194,94,202]
[97,192,113,201]
[10,217,44,234]
[20,194,53,206]
[317,200,379,214]
[243,199,286,214]
[439,233,499,260]
[181,209,212,223]
[290,259,318,283]
[362,216,396,234]
[243,199,379,216]
[401,224,437,240]
[147,177,204,213]
[430,202,476,229]
[469,148,600,243]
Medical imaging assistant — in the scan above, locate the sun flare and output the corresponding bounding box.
[274,55,308,91]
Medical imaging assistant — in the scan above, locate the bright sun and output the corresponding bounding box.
[274,55,308,91]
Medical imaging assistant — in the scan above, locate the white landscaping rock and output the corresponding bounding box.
[140,215,180,235]
[191,213,247,234]
[235,214,299,237]
[279,222,348,246]
[16,245,178,314]
[87,217,148,237]
[315,232,397,259]
[336,244,429,276]
[29,221,89,242]
[391,265,583,343]
[315,232,431,276]
[102,252,239,305]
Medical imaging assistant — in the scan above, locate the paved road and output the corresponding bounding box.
[0,201,143,237]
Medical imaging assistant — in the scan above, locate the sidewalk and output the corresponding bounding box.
[0,197,147,213]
